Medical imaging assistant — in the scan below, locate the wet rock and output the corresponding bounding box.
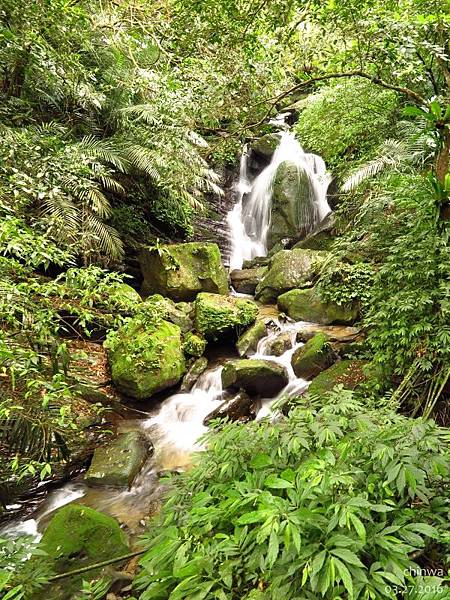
[250,133,281,161]
[106,318,186,400]
[222,359,289,397]
[308,359,368,396]
[255,248,330,304]
[230,266,267,295]
[139,242,229,301]
[195,293,258,340]
[85,431,150,488]
[143,294,194,333]
[34,504,129,600]
[291,333,336,380]
[204,391,256,425]
[278,287,358,325]
[265,331,293,356]
[268,161,324,250]
[293,213,335,252]
[295,323,362,343]
[182,332,207,357]
[181,356,208,392]
[242,256,271,269]
[236,320,267,357]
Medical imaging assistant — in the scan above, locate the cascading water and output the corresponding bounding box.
[227,131,331,271]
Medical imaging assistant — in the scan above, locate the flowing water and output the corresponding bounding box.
[2,131,328,541]
[227,131,331,271]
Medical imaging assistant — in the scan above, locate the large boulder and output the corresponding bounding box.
[85,431,150,488]
[195,293,258,340]
[265,331,293,356]
[291,333,336,380]
[35,504,128,599]
[308,360,368,396]
[230,266,267,295]
[182,332,207,357]
[267,161,318,250]
[255,248,330,304]
[222,359,288,397]
[106,318,186,399]
[278,287,358,325]
[236,320,267,357]
[139,242,228,301]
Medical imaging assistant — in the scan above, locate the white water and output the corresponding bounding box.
[227,131,331,271]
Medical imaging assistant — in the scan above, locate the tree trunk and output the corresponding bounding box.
[436,125,450,184]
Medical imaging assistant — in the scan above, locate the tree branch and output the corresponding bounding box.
[237,71,427,135]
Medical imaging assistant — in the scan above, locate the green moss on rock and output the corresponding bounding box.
[109,282,142,308]
[139,242,229,301]
[85,431,150,488]
[255,248,330,304]
[250,133,281,159]
[181,356,209,392]
[278,287,358,324]
[195,293,258,340]
[222,359,288,397]
[236,320,268,357]
[105,317,186,400]
[182,332,207,357]
[308,359,368,396]
[35,504,128,599]
[142,294,193,332]
[291,332,336,379]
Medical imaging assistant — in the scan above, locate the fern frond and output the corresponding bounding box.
[78,135,127,172]
[124,144,162,181]
[342,140,407,191]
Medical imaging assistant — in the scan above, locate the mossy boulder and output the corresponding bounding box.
[278,287,358,325]
[35,504,128,600]
[182,332,207,357]
[143,294,193,333]
[230,266,267,295]
[106,318,186,399]
[222,359,288,397]
[109,282,142,308]
[195,293,258,340]
[85,431,150,488]
[255,248,330,304]
[293,213,335,252]
[236,320,268,357]
[267,161,321,250]
[139,242,228,301]
[291,333,336,380]
[308,359,368,396]
[250,133,281,160]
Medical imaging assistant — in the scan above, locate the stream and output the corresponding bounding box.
[1,131,331,542]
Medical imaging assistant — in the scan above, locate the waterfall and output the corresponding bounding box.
[227,131,331,271]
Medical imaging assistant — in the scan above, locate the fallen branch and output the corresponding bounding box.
[47,548,146,582]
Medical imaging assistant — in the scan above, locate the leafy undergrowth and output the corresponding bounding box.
[135,388,450,600]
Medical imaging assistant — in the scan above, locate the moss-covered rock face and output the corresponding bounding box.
[255,248,330,304]
[182,331,207,357]
[85,431,150,488]
[143,294,193,333]
[195,293,258,340]
[250,133,281,160]
[291,333,336,380]
[139,242,228,301]
[236,320,267,357]
[222,359,288,397]
[278,287,358,325]
[308,359,368,396]
[230,266,267,295]
[35,504,128,599]
[106,318,186,400]
[109,282,142,308]
[267,161,319,250]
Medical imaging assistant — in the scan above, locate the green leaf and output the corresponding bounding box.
[250,454,273,469]
[264,475,294,489]
[330,547,365,567]
[332,557,354,598]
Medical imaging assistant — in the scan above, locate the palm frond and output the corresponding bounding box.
[78,135,128,172]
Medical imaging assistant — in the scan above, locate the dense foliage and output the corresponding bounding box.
[136,389,450,599]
